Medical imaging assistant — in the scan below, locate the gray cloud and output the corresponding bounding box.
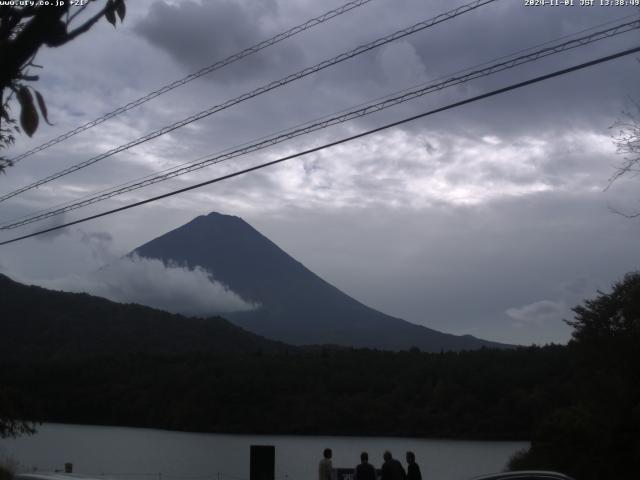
[35,212,72,242]
[506,300,567,326]
[556,276,603,299]
[1,0,639,347]
[79,231,114,264]
[240,185,639,345]
[135,0,303,85]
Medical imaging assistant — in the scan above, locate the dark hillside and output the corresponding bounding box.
[0,273,286,361]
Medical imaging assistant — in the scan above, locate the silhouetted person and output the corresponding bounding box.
[381,451,406,480]
[354,452,376,480]
[319,448,334,480]
[405,452,421,480]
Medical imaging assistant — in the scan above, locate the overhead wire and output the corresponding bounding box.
[0,0,498,204]
[1,44,638,246]
[4,0,376,165]
[2,17,638,230]
[10,10,636,227]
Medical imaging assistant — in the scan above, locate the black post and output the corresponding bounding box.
[250,445,275,480]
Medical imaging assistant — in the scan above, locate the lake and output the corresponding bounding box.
[0,424,527,480]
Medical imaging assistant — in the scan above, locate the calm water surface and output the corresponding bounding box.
[0,424,527,480]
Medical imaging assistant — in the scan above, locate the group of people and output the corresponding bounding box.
[319,448,422,480]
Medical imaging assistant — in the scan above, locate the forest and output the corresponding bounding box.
[1,272,638,480]
[1,345,570,439]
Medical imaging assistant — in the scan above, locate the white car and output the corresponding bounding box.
[469,471,574,480]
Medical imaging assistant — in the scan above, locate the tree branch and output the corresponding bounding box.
[63,3,110,43]
[67,2,93,25]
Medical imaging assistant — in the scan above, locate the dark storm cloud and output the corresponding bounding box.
[134,0,305,85]
[107,0,639,175]
[395,1,640,137]
[2,0,639,346]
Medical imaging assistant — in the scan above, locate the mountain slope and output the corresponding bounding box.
[0,273,286,361]
[133,212,508,351]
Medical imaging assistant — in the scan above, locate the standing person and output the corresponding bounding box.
[405,452,422,480]
[319,448,334,480]
[354,452,376,480]
[381,451,406,480]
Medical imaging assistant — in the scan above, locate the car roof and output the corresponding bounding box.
[17,474,105,480]
[469,471,574,480]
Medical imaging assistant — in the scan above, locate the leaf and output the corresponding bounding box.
[105,2,117,27]
[16,86,38,137]
[44,20,67,47]
[34,90,53,126]
[116,0,126,22]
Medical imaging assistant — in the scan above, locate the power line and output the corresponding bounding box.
[0,0,498,204]
[4,0,375,165]
[4,17,636,229]
[11,11,634,228]
[3,17,638,230]
[2,44,638,247]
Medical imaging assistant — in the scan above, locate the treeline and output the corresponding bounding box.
[2,272,639,479]
[508,272,640,479]
[0,273,286,362]
[1,346,571,440]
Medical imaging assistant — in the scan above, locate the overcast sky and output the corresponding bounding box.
[1,0,639,345]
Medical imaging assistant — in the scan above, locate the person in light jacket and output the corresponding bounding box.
[319,448,334,480]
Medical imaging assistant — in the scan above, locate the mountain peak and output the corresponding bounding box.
[133,213,509,351]
[189,211,246,226]
[205,211,242,221]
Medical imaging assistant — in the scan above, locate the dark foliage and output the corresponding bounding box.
[0,273,286,362]
[0,346,571,439]
[4,270,639,479]
[609,97,640,217]
[0,272,568,440]
[0,459,15,480]
[509,272,640,479]
[0,386,36,439]
[0,272,285,438]
[0,1,126,172]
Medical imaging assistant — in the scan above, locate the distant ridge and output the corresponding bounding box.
[0,273,286,361]
[133,212,509,351]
